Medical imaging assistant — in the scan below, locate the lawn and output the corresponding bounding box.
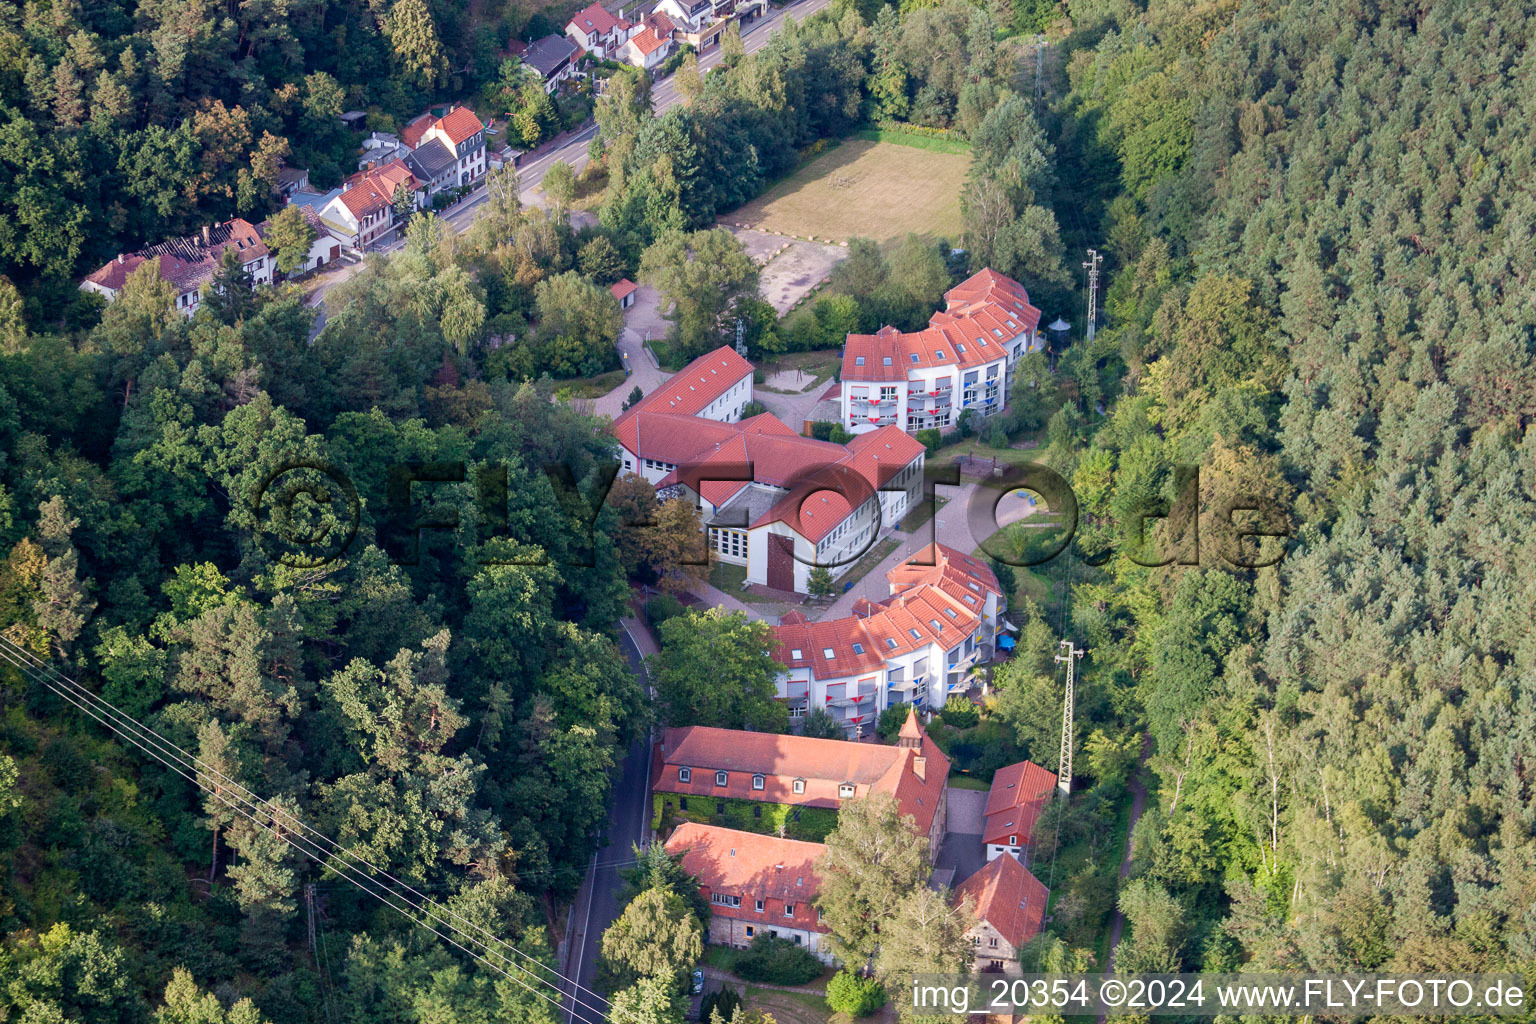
[555,368,627,400]
[726,139,970,246]
[710,561,795,606]
[850,125,973,155]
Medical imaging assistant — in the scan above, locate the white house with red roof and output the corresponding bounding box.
[566,2,635,59]
[319,158,419,247]
[653,708,950,860]
[770,543,1005,728]
[619,24,674,69]
[955,850,1049,974]
[840,268,1044,435]
[81,218,273,317]
[983,760,1056,863]
[664,823,832,958]
[610,345,925,594]
[420,107,487,188]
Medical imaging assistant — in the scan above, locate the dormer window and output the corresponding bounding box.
[910,353,919,362]
[851,643,864,654]
[823,648,835,659]
[882,356,892,366]
[678,767,691,783]
[752,774,765,791]
[792,778,805,794]
[839,783,855,798]
[716,770,728,786]
[791,648,803,660]
[855,356,865,365]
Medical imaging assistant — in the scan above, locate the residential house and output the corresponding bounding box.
[565,3,635,60]
[275,165,310,197]
[611,346,925,594]
[840,268,1044,435]
[359,131,407,170]
[319,158,419,248]
[403,136,459,199]
[955,851,1049,974]
[522,34,583,93]
[400,113,436,150]
[610,279,638,308]
[653,0,767,50]
[420,107,487,188]
[619,25,673,69]
[81,218,273,317]
[982,760,1056,864]
[664,823,832,960]
[258,206,340,276]
[770,543,1006,725]
[651,708,950,860]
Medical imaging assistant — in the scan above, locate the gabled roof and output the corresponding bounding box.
[887,542,1002,601]
[610,278,638,301]
[982,760,1057,846]
[84,218,269,295]
[664,823,828,932]
[435,106,484,147]
[652,723,950,835]
[614,345,754,429]
[404,137,457,181]
[568,2,624,36]
[523,33,582,76]
[956,852,1049,949]
[401,113,435,149]
[336,159,417,220]
[626,27,668,55]
[644,10,677,35]
[842,268,1041,383]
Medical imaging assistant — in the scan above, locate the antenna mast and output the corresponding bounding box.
[1082,249,1102,342]
[1055,640,1084,797]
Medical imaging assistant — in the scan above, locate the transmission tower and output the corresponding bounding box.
[1033,36,1045,109]
[305,883,318,953]
[1082,249,1103,342]
[1055,640,1084,797]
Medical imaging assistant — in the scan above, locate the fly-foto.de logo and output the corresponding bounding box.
[246,457,1291,571]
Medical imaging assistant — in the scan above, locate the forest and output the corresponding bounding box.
[0,0,1533,1019]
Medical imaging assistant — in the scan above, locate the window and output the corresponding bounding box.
[855,356,865,366]
[910,353,919,362]
[839,783,855,798]
[792,778,805,794]
[989,936,999,947]
[1009,835,1018,846]
[678,767,691,783]
[791,648,803,660]
[680,797,688,810]
[755,899,764,912]
[752,774,765,791]
[746,926,755,937]
[712,893,741,907]
[851,642,864,654]
[882,356,892,366]
[784,904,795,917]
[717,802,725,814]
[715,770,728,786]
[886,637,898,649]
[823,647,835,659]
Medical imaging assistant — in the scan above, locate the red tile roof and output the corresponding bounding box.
[337,158,417,220]
[842,268,1041,383]
[435,106,484,147]
[982,760,1056,847]
[568,2,624,36]
[622,346,754,421]
[652,721,950,836]
[644,11,677,36]
[887,542,1002,602]
[626,27,668,55]
[771,542,999,676]
[610,278,637,301]
[83,218,269,295]
[401,113,435,149]
[956,852,1049,949]
[664,823,829,933]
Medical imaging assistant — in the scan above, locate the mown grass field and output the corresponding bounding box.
[727,139,970,246]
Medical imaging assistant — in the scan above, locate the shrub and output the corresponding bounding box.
[801,706,843,738]
[826,971,888,1016]
[809,421,836,441]
[733,934,822,986]
[941,696,979,729]
[701,989,742,1022]
[647,593,685,630]
[876,703,910,741]
[915,428,942,455]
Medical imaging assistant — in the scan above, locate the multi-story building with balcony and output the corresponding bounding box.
[839,268,1044,435]
[769,543,1006,733]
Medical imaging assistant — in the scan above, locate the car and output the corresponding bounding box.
[690,969,705,995]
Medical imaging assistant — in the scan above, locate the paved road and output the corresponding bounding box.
[374,0,832,256]
[561,620,657,1024]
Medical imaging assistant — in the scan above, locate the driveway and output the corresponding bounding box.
[946,783,988,833]
[593,284,671,420]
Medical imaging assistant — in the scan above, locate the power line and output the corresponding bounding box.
[0,638,622,1024]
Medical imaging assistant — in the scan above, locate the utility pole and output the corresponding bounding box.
[304,883,318,953]
[1055,640,1084,797]
[1082,249,1102,342]
[1034,35,1045,109]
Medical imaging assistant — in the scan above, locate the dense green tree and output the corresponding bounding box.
[649,608,787,732]
[815,794,931,967]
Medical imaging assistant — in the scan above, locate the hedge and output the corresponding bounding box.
[652,793,839,843]
[733,934,823,986]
